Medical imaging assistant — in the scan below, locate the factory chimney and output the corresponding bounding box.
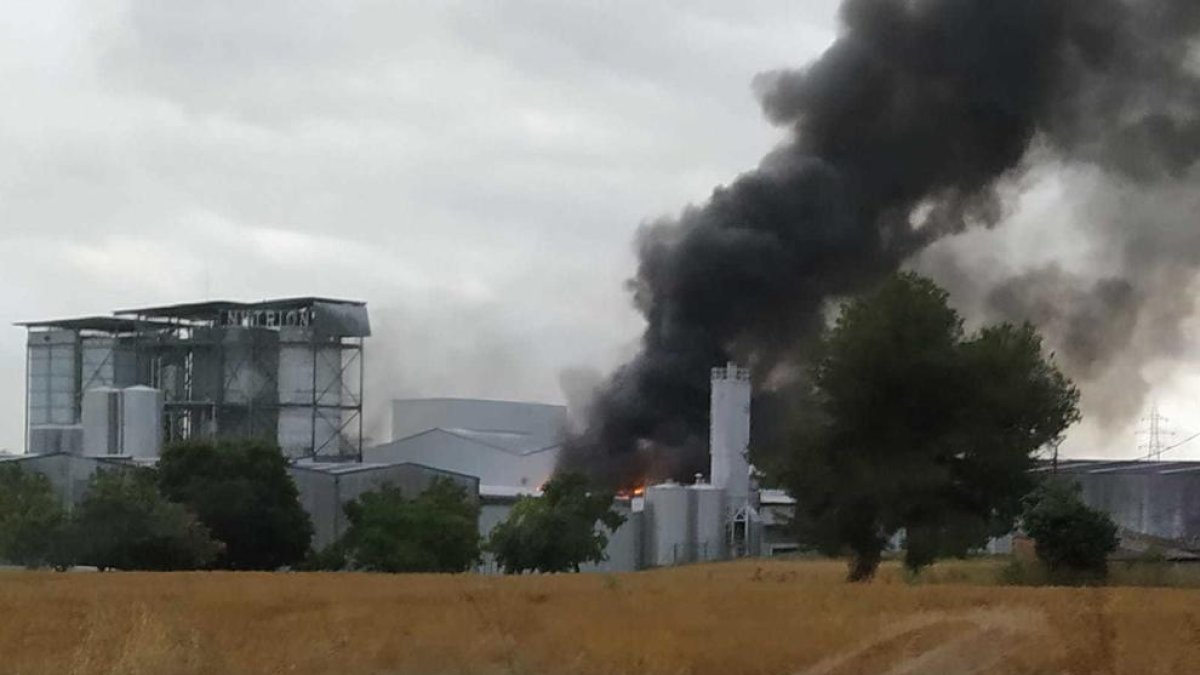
[710,363,751,511]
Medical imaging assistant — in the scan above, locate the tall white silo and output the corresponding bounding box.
[121,386,164,458]
[82,387,122,455]
[710,363,751,510]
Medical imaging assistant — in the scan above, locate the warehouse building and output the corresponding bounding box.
[1047,459,1200,549]
[366,398,564,488]
[289,460,478,548]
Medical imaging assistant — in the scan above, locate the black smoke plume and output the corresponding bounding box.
[561,0,1200,487]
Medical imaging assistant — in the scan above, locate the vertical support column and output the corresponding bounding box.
[23,336,31,453]
[310,331,318,459]
[357,338,365,462]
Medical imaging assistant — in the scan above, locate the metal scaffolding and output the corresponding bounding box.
[19,297,370,460]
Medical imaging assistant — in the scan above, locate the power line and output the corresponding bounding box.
[1133,429,1200,462]
[1136,403,1175,460]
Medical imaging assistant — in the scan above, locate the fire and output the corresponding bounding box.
[617,484,646,500]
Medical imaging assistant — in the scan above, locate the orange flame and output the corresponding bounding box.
[616,484,647,500]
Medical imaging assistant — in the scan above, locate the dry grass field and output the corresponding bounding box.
[2,559,1199,675]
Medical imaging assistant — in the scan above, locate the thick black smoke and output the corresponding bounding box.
[561,0,1200,487]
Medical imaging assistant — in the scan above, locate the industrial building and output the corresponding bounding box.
[366,398,564,488]
[14,296,1200,572]
[20,297,369,459]
[466,363,768,572]
[1046,460,1200,551]
[290,460,478,549]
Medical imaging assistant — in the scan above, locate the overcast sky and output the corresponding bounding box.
[2,1,1195,459]
[0,1,842,451]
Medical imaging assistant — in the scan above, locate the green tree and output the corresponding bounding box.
[336,478,480,573]
[0,463,66,568]
[1021,479,1118,580]
[783,273,1080,581]
[61,468,221,571]
[486,473,625,574]
[157,439,313,570]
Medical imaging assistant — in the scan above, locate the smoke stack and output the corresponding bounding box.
[710,363,751,511]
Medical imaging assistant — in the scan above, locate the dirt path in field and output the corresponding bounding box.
[795,607,1055,675]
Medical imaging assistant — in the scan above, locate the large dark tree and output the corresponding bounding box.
[784,273,1080,581]
[158,439,313,570]
[486,473,625,574]
[0,464,66,568]
[61,468,221,571]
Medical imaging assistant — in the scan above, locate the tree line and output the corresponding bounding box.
[1,273,1119,580]
[0,437,625,574]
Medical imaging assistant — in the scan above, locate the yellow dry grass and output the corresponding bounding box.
[1,559,1199,675]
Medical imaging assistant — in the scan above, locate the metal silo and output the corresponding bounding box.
[645,482,694,566]
[710,363,752,512]
[121,386,164,458]
[690,482,725,562]
[82,387,122,455]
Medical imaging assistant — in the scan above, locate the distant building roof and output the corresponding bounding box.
[289,458,479,482]
[759,488,796,506]
[15,316,173,333]
[1038,459,1200,475]
[388,427,561,457]
[480,484,542,499]
[115,297,365,320]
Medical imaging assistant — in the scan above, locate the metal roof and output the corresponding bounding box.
[15,316,173,333]
[115,296,366,320]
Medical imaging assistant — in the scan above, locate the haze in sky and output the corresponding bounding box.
[1,1,1195,459]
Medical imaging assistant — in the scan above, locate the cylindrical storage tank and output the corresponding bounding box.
[121,386,164,458]
[710,363,752,512]
[82,387,122,456]
[645,482,693,567]
[690,484,725,562]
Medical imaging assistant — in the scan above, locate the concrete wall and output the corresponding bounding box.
[288,462,479,549]
[366,429,558,488]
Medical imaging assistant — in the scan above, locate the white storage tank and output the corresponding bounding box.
[645,482,693,567]
[121,386,164,458]
[690,482,725,562]
[82,387,122,455]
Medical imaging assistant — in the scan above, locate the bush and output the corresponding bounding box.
[486,473,625,574]
[1020,480,1118,581]
[60,468,222,571]
[0,464,66,568]
[338,478,480,573]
